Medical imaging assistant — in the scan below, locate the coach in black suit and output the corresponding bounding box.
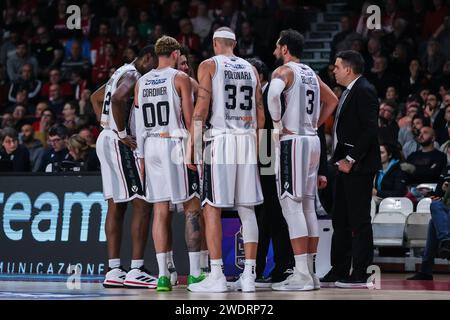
[320,50,381,288]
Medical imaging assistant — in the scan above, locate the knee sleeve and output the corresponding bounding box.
[237,206,258,243]
[303,196,319,237]
[279,197,308,239]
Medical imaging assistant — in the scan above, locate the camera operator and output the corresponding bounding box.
[408,164,450,280]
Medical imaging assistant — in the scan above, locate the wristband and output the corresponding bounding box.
[118,130,127,139]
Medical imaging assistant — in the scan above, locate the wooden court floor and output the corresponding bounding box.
[0,274,449,300]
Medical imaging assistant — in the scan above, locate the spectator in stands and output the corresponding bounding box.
[367,56,398,99]
[402,59,426,97]
[1,112,14,129]
[6,42,39,82]
[0,30,19,66]
[372,143,407,205]
[66,134,100,172]
[39,125,70,172]
[440,137,450,165]
[123,46,137,64]
[191,2,213,42]
[11,105,29,131]
[78,127,97,147]
[48,84,65,116]
[176,18,201,54]
[20,123,44,172]
[62,101,81,133]
[0,127,30,172]
[0,64,9,113]
[435,104,450,145]
[407,165,450,280]
[421,39,446,77]
[32,108,55,148]
[92,42,120,86]
[237,21,260,59]
[403,116,439,159]
[8,63,41,105]
[31,26,63,76]
[330,15,354,62]
[69,69,88,101]
[110,5,131,37]
[402,126,447,184]
[120,25,143,54]
[137,11,153,40]
[422,0,450,40]
[424,93,441,125]
[389,42,411,83]
[385,86,400,104]
[61,40,91,81]
[40,68,73,100]
[91,21,115,65]
[378,100,399,145]
[398,97,421,146]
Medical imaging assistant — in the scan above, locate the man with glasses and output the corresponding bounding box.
[38,124,70,172]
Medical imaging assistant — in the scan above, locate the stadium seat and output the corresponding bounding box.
[405,198,432,249]
[370,198,376,222]
[416,198,432,214]
[372,212,407,247]
[378,197,414,217]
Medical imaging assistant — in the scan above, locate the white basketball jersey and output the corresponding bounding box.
[282,62,320,135]
[210,55,257,131]
[136,67,185,138]
[100,63,138,132]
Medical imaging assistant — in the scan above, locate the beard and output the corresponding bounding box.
[419,139,433,147]
[274,57,284,68]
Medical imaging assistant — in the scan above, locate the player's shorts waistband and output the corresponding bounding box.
[204,128,257,141]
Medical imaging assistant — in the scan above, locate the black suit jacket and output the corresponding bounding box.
[332,76,381,174]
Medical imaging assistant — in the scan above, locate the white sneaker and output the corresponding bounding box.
[168,266,178,286]
[227,273,256,292]
[103,267,127,288]
[311,272,321,290]
[124,267,157,289]
[188,273,228,293]
[271,268,314,291]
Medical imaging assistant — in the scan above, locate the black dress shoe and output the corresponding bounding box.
[438,240,450,260]
[406,272,433,280]
[319,269,347,288]
[335,274,369,289]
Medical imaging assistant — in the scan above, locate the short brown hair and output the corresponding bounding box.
[155,36,181,57]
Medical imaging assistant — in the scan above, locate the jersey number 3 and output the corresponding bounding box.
[306,90,314,115]
[225,85,253,110]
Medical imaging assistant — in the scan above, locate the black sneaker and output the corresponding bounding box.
[335,274,370,289]
[438,240,450,260]
[319,270,346,288]
[407,272,433,280]
[255,276,273,288]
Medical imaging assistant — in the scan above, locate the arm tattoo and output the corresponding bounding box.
[198,86,212,94]
[185,209,201,252]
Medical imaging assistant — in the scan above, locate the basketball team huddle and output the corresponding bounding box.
[90,27,338,293]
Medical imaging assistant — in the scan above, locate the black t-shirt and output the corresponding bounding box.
[406,149,447,184]
[0,145,31,172]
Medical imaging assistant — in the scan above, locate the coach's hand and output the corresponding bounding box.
[318,175,328,189]
[120,135,137,150]
[336,159,353,174]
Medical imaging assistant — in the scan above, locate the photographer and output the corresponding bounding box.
[408,165,450,280]
[66,134,100,172]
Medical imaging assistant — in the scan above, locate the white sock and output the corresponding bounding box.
[131,259,144,269]
[294,254,309,274]
[156,253,169,277]
[243,259,256,277]
[307,253,316,275]
[200,250,209,269]
[210,259,224,278]
[188,252,201,277]
[166,251,175,269]
[109,259,120,269]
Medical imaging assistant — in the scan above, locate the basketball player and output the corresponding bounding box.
[164,47,210,287]
[267,29,338,291]
[187,27,265,293]
[90,45,157,289]
[134,36,204,292]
